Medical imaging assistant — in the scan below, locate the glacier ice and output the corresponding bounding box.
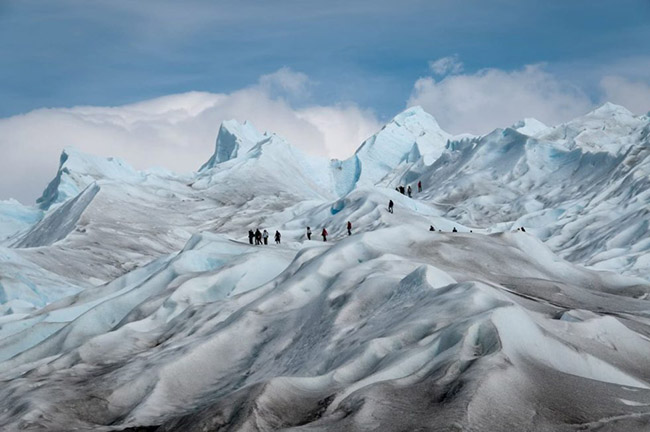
[0,103,649,431]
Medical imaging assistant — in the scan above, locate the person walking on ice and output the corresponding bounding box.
[418,181,422,193]
[263,229,269,245]
[248,229,254,244]
[255,229,262,245]
[388,199,394,213]
[322,228,328,242]
[347,221,352,236]
[306,226,312,240]
[275,230,281,244]
[407,185,412,197]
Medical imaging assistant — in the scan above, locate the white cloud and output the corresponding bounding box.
[258,67,311,97]
[0,69,379,205]
[428,56,463,76]
[408,64,594,134]
[599,76,650,115]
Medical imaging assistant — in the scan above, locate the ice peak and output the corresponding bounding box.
[511,117,548,137]
[36,147,139,210]
[392,105,441,128]
[588,102,635,118]
[200,119,264,171]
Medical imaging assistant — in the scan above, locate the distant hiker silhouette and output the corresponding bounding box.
[347,221,352,236]
[263,229,269,245]
[322,228,328,242]
[452,227,458,232]
[306,226,312,240]
[275,230,281,244]
[388,200,394,213]
[248,229,254,244]
[418,181,422,193]
[255,229,262,245]
[521,226,526,232]
[429,225,435,231]
[407,185,412,197]
[399,186,405,195]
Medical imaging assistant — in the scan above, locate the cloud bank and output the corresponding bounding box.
[0,69,379,205]
[408,59,649,135]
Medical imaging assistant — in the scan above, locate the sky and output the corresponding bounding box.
[1,0,649,204]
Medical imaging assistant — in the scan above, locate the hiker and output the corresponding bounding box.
[306,226,312,240]
[388,199,394,214]
[347,221,352,236]
[248,229,254,244]
[407,185,412,197]
[255,229,262,245]
[399,185,405,195]
[452,227,458,232]
[322,228,328,242]
[521,226,526,232]
[429,225,435,231]
[275,230,281,244]
[418,181,422,193]
[263,229,269,245]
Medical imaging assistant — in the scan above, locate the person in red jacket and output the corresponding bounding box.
[347,221,352,236]
[322,228,328,242]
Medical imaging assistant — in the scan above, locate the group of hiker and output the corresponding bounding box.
[395,181,422,198]
[248,228,281,245]
[246,179,529,246]
[250,221,353,245]
[389,181,422,212]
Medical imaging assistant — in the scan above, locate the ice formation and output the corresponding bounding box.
[0,102,649,431]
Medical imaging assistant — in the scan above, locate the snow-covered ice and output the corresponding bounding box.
[0,103,649,431]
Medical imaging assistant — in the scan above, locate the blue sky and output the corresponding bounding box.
[1,0,649,120]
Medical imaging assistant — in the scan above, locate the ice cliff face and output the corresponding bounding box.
[0,102,650,431]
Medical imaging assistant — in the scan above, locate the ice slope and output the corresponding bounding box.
[1,103,650,431]
[395,107,650,277]
[0,226,649,431]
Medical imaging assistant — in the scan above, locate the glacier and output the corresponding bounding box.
[0,103,649,431]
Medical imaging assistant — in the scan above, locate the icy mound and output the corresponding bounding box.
[0,227,648,431]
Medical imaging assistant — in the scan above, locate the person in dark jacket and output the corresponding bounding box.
[388,200,394,213]
[347,221,352,236]
[255,229,262,245]
[418,181,422,193]
[429,225,435,231]
[275,230,281,244]
[322,228,328,242]
[399,185,405,195]
[452,227,458,232]
[248,229,254,244]
[306,226,312,240]
[407,185,412,197]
